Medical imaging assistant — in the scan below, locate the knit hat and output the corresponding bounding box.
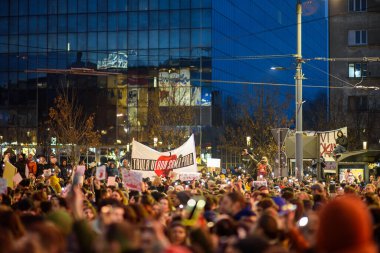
[316,196,377,253]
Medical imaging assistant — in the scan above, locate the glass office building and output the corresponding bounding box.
[0,0,328,147]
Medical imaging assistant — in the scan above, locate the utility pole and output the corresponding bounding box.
[295,0,304,180]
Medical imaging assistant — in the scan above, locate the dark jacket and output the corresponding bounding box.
[241,153,258,176]
[106,164,119,177]
[336,130,348,148]
[36,163,49,177]
[59,164,72,182]
[15,159,27,178]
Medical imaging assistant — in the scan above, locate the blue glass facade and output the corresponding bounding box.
[0,0,328,145]
[211,0,328,102]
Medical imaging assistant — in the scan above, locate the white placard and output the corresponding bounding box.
[13,173,23,186]
[178,172,200,182]
[121,168,143,191]
[107,176,116,186]
[252,181,268,189]
[96,165,106,180]
[207,158,221,168]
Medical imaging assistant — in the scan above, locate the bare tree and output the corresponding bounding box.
[146,84,195,150]
[220,87,293,163]
[48,89,100,164]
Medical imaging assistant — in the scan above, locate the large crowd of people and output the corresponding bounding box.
[1,150,380,253]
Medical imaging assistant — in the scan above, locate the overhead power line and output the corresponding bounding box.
[196,79,359,90]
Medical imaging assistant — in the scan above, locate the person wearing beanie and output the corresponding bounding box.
[316,195,377,253]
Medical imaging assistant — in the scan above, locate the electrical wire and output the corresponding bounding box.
[194,79,353,90]
[304,61,366,88]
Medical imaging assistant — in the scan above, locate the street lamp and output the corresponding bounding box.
[295,0,304,180]
[153,137,158,148]
[270,66,287,71]
[246,136,251,147]
[363,141,367,150]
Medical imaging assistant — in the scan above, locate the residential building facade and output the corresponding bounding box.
[329,0,380,149]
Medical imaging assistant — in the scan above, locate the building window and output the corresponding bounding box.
[348,63,367,78]
[348,30,367,45]
[348,0,367,12]
[348,96,368,112]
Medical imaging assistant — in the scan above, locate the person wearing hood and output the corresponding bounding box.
[106,161,119,178]
[333,130,348,156]
[15,153,27,179]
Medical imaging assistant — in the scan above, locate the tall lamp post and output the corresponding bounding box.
[295,0,304,180]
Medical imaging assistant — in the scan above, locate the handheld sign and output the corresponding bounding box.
[252,180,268,189]
[107,176,116,186]
[179,172,200,182]
[96,165,106,180]
[13,173,23,186]
[122,169,143,191]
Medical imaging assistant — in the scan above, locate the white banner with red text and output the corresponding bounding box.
[131,135,197,178]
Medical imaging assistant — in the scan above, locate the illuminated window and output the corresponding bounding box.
[348,63,367,78]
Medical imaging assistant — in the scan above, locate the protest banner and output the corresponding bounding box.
[13,173,23,186]
[319,127,347,161]
[121,168,143,191]
[168,171,178,180]
[3,162,17,188]
[178,172,200,182]
[131,134,197,178]
[96,165,106,180]
[0,178,7,194]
